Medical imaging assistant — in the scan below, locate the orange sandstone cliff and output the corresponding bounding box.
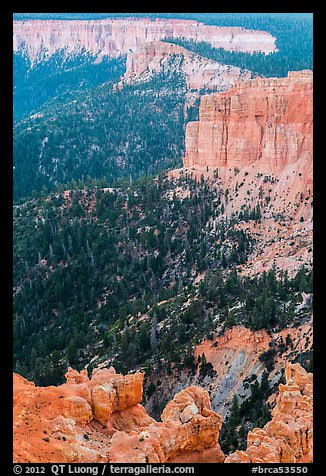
[184,70,313,176]
[175,70,313,276]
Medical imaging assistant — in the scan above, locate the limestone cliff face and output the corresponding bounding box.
[120,40,251,118]
[13,18,276,64]
[123,40,251,91]
[13,367,224,463]
[225,363,313,463]
[184,70,313,175]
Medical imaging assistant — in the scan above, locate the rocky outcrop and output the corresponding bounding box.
[225,363,313,463]
[123,40,251,90]
[13,362,312,463]
[13,18,276,64]
[13,367,224,463]
[13,366,145,462]
[108,386,224,463]
[184,70,313,175]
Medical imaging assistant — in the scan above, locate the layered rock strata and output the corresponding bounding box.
[226,363,313,463]
[13,18,276,64]
[184,70,313,175]
[13,367,224,463]
[123,40,251,90]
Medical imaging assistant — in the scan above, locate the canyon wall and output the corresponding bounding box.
[147,321,312,418]
[183,70,313,176]
[13,18,276,64]
[179,70,313,277]
[123,40,252,91]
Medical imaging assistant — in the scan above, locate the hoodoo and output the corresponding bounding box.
[13,363,312,463]
[13,12,313,467]
[226,363,313,463]
[13,367,224,463]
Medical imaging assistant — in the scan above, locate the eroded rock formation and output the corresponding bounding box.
[13,18,276,64]
[108,386,224,463]
[194,326,271,415]
[184,70,313,175]
[13,367,224,463]
[13,362,313,463]
[123,40,251,90]
[225,363,313,463]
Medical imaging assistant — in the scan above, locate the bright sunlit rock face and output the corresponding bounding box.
[184,70,313,175]
[13,367,225,463]
[13,362,312,463]
[12,14,313,465]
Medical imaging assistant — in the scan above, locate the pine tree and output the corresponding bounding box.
[150,314,158,354]
[228,394,240,428]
